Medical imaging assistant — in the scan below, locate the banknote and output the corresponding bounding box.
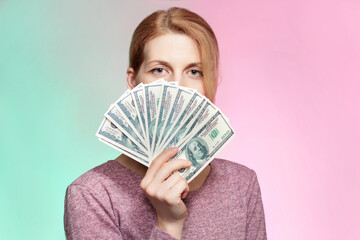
[144,82,164,158]
[152,83,180,154]
[174,111,235,182]
[154,86,195,155]
[98,138,149,167]
[105,104,148,153]
[130,80,168,150]
[158,99,218,154]
[96,118,149,165]
[131,83,148,147]
[115,88,145,143]
[96,79,235,182]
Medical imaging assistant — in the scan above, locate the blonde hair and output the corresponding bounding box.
[129,7,219,102]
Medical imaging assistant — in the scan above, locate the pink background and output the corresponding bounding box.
[205,1,360,239]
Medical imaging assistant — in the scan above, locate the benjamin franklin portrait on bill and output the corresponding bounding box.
[185,137,209,167]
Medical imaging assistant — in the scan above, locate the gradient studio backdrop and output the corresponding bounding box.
[1,0,359,239]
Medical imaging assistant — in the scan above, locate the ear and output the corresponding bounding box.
[126,67,137,90]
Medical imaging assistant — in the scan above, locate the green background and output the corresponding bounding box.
[0,1,141,239]
[0,1,197,239]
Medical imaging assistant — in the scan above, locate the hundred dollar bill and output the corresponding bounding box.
[174,111,235,182]
[156,89,203,154]
[96,78,235,175]
[105,104,148,153]
[97,138,149,167]
[152,83,180,154]
[167,81,178,86]
[153,86,195,155]
[96,118,149,165]
[150,78,166,85]
[144,82,164,159]
[131,79,166,150]
[115,88,146,143]
[159,99,218,154]
[131,83,148,147]
[182,100,221,141]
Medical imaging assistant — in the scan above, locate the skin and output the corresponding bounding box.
[117,33,212,239]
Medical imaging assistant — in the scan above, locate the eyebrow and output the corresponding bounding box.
[147,60,202,69]
[186,62,202,69]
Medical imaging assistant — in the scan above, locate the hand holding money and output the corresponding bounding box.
[140,147,191,239]
[96,78,235,182]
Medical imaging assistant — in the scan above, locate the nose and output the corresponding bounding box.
[167,72,182,84]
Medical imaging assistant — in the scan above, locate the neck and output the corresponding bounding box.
[115,154,211,191]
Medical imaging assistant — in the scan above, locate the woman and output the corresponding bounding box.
[64,7,267,240]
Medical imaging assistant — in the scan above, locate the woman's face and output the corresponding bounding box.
[127,33,205,95]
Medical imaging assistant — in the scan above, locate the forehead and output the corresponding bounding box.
[143,33,201,64]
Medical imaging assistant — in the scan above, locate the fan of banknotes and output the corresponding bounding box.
[96,78,235,182]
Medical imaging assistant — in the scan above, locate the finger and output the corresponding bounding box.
[151,172,185,201]
[141,147,178,189]
[153,159,191,184]
[181,189,189,199]
[152,172,188,201]
[163,173,190,199]
[161,172,184,190]
[167,179,189,204]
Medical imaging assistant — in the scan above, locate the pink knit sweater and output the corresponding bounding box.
[64,159,267,239]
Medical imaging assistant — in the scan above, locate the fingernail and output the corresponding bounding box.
[181,192,188,199]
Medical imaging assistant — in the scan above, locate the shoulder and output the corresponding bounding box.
[211,158,257,181]
[70,160,118,187]
[209,158,259,192]
[65,160,144,216]
[67,160,141,195]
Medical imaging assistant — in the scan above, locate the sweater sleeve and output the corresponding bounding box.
[64,184,179,240]
[149,226,178,240]
[245,171,267,240]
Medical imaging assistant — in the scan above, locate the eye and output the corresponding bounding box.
[189,69,203,77]
[151,68,165,74]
